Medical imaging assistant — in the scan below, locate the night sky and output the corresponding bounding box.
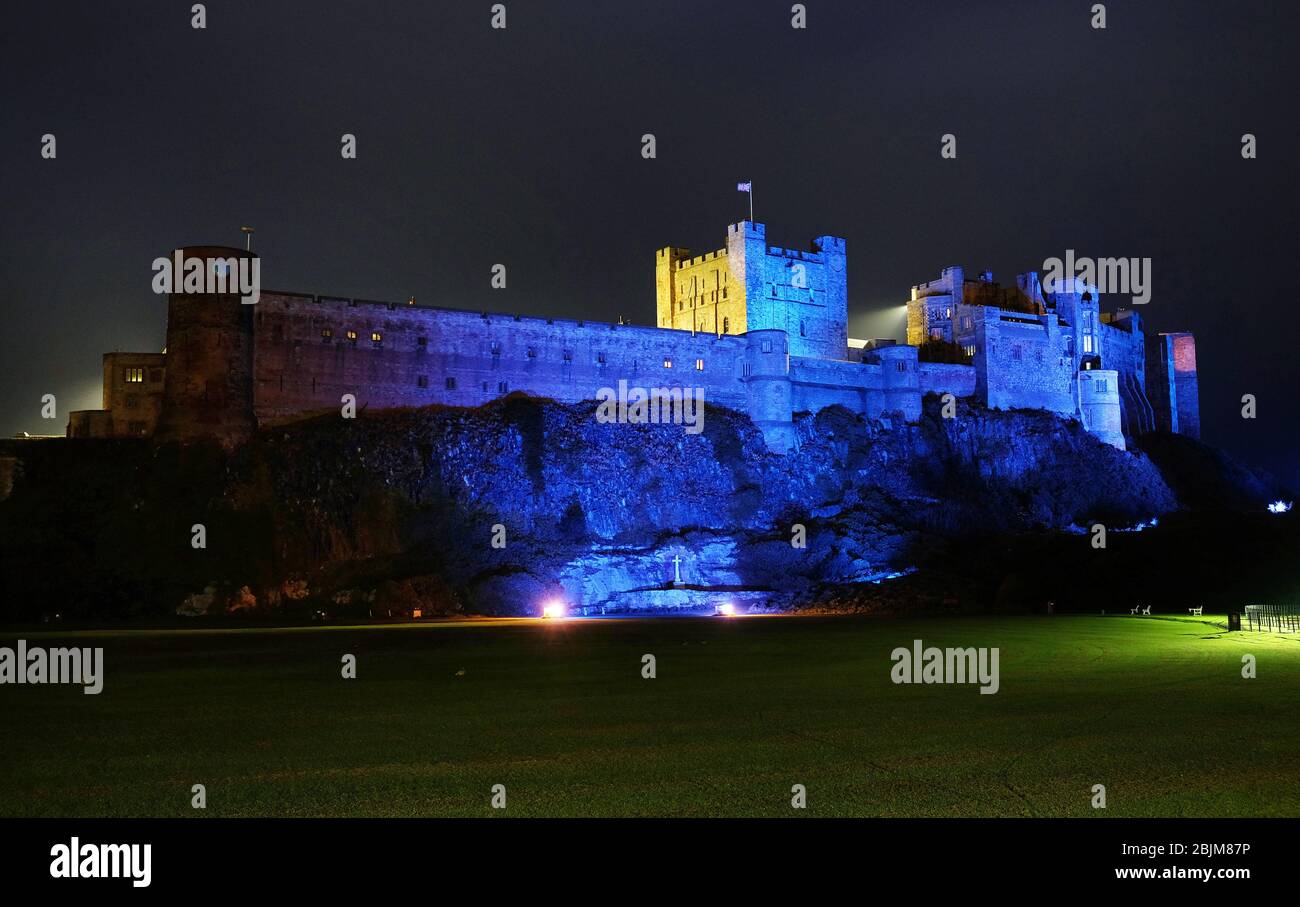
[2,0,1297,487]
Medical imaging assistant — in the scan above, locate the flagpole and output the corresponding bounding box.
[750,183,754,224]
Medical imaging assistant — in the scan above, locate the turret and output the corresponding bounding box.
[154,245,258,446]
[743,329,794,452]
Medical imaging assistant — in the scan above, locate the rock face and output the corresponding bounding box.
[0,393,1215,621]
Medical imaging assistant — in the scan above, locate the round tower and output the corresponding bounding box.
[154,245,259,446]
[743,329,795,452]
[874,344,921,422]
[1078,369,1125,450]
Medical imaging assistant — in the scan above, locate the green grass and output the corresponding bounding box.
[1,614,1297,817]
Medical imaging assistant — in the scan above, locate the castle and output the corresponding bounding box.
[67,224,1200,452]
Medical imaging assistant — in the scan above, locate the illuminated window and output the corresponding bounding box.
[371,332,382,346]
[321,328,333,342]
[346,329,358,345]
[1083,334,1094,354]
[695,359,704,370]
[124,367,144,383]
[663,358,673,368]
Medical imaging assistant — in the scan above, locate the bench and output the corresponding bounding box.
[1188,606,1203,616]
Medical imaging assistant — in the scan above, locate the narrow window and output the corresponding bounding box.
[444,377,456,390]
[695,359,704,371]
[124,367,144,383]
[417,375,429,388]
[596,352,606,365]
[663,358,673,369]
[371,331,382,346]
[417,336,428,349]
[497,381,509,393]
[321,328,333,343]
[346,329,358,345]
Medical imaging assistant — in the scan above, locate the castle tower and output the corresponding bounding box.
[743,329,795,452]
[154,245,258,446]
[1146,332,1200,439]
[1077,370,1126,450]
[873,344,922,421]
[656,222,848,360]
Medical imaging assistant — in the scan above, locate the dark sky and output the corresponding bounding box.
[2,0,1297,488]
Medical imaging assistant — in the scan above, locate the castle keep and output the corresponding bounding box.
[68,225,1200,452]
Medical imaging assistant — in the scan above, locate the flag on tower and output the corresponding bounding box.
[737,181,751,192]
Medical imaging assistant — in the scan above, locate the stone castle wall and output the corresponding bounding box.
[975,308,1076,416]
[252,293,753,424]
[917,361,977,398]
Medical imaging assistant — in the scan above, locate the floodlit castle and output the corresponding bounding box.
[68,224,1199,452]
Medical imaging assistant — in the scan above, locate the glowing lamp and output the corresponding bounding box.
[1267,500,1293,514]
[541,600,566,619]
[716,602,736,617]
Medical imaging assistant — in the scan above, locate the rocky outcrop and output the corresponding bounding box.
[0,392,1236,621]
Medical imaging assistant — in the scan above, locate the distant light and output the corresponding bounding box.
[541,600,566,619]
[716,602,736,617]
[1268,500,1293,514]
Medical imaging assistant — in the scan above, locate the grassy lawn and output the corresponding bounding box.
[1,614,1297,817]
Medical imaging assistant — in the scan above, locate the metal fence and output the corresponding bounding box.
[1243,604,1300,633]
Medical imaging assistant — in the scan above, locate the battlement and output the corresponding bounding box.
[727,221,766,238]
[70,230,1199,456]
[675,249,728,270]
